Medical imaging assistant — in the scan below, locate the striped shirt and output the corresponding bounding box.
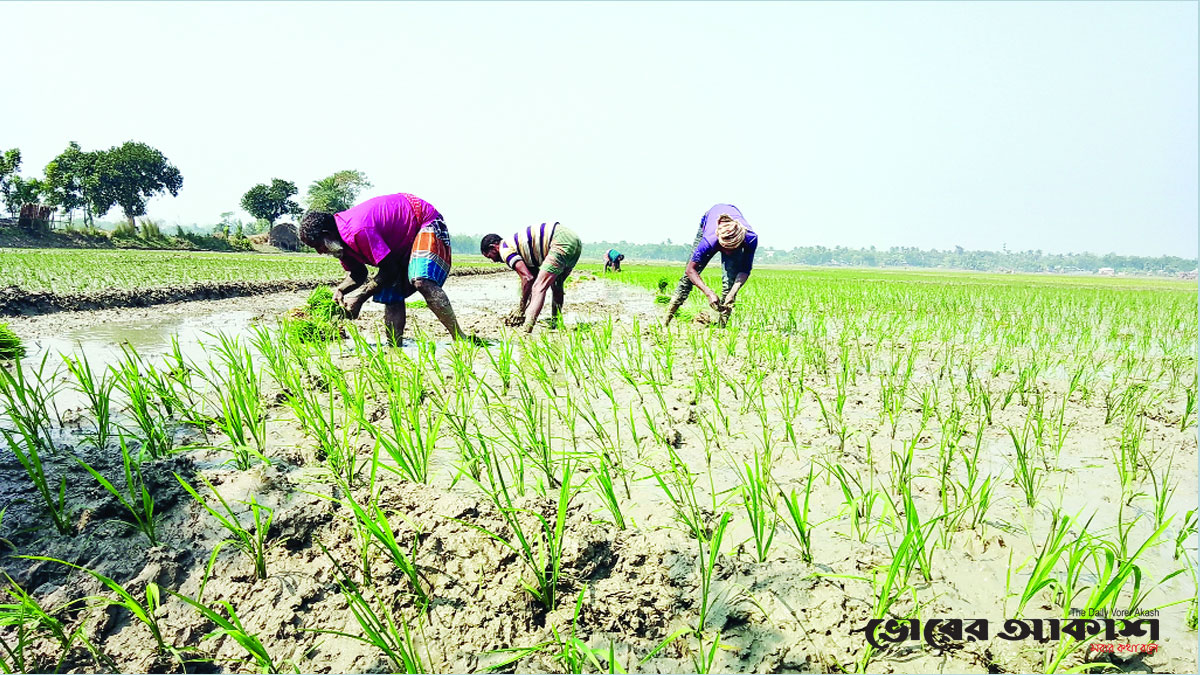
[499,222,558,271]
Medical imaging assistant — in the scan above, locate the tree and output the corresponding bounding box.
[3,176,44,215]
[304,169,372,213]
[93,141,183,226]
[241,179,301,225]
[43,142,104,226]
[0,148,22,216]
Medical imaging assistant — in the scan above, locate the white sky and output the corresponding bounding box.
[2,1,1196,257]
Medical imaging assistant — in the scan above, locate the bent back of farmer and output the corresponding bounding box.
[604,248,624,272]
[299,192,473,344]
[480,222,582,333]
[664,203,758,326]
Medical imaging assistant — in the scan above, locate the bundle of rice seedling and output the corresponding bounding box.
[0,323,25,360]
[283,288,348,343]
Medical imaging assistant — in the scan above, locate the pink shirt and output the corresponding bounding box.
[335,193,441,268]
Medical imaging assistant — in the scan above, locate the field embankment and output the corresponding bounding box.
[0,248,501,315]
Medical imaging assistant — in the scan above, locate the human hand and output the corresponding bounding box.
[344,296,365,320]
[333,288,345,305]
[503,310,526,327]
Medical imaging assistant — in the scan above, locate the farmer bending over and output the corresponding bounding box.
[663,204,758,327]
[480,222,582,333]
[604,248,625,272]
[299,192,473,345]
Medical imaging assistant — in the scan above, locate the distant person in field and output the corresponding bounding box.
[480,222,582,333]
[663,204,758,327]
[604,248,625,272]
[298,192,474,345]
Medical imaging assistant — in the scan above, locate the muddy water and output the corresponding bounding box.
[4,274,665,413]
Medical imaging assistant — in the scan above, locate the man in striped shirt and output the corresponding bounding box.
[480,222,582,333]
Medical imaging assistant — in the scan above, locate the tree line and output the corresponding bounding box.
[575,240,1197,276]
[0,140,371,242]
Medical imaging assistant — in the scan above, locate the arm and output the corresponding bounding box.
[346,254,404,318]
[684,260,721,307]
[513,259,536,313]
[723,272,750,305]
[334,262,369,304]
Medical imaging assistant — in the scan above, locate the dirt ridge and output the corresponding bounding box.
[0,266,504,316]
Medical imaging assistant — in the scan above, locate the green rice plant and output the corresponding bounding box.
[1181,373,1196,431]
[176,473,274,580]
[75,436,158,545]
[313,545,427,673]
[1007,423,1043,508]
[1113,411,1147,498]
[486,336,515,394]
[696,512,731,635]
[336,473,428,603]
[111,347,173,459]
[589,454,627,530]
[1043,517,1175,673]
[0,323,24,360]
[857,528,920,673]
[63,353,115,450]
[485,588,609,673]
[0,352,61,454]
[466,454,576,611]
[1011,509,1084,617]
[736,446,778,563]
[0,374,72,535]
[207,334,269,469]
[169,590,281,674]
[779,465,818,563]
[1175,509,1197,560]
[0,573,100,673]
[364,396,442,485]
[824,460,882,543]
[651,446,711,542]
[23,557,182,663]
[886,482,940,584]
[1149,458,1177,529]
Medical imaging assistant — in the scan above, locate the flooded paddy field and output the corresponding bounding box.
[0,264,1196,674]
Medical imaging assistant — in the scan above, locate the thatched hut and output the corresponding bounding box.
[268,222,301,251]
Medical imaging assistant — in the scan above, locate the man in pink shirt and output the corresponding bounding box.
[299,192,473,344]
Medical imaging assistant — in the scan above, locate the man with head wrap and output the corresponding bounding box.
[663,204,758,327]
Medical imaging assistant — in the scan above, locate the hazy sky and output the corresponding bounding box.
[2,1,1195,257]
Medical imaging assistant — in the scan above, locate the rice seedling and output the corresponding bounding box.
[63,353,115,450]
[0,573,100,673]
[1149,458,1177,529]
[466,454,576,611]
[589,454,627,530]
[1175,508,1197,561]
[176,473,274,580]
[169,590,281,673]
[0,352,61,454]
[0,323,25,360]
[651,446,711,542]
[207,334,269,469]
[824,459,883,544]
[75,435,158,545]
[23,557,184,664]
[779,465,818,563]
[0,376,72,535]
[335,468,428,603]
[112,347,173,459]
[1007,422,1043,508]
[312,544,428,673]
[695,512,731,635]
[1010,509,1086,617]
[736,446,778,563]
